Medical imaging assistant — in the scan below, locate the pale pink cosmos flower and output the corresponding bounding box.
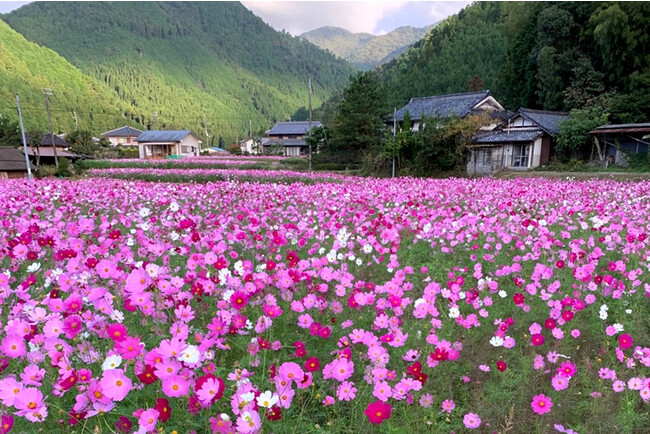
[463,412,482,429]
[0,377,23,406]
[373,381,392,402]
[337,381,357,401]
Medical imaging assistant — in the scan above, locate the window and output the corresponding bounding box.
[512,144,530,167]
[181,146,192,154]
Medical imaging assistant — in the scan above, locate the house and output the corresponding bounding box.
[239,138,262,155]
[100,126,143,147]
[24,133,83,164]
[590,123,650,167]
[264,121,321,157]
[390,90,506,132]
[467,108,569,175]
[135,130,201,159]
[0,147,36,179]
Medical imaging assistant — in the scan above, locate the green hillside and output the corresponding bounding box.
[0,19,129,134]
[3,1,354,143]
[301,25,432,71]
[377,2,650,122]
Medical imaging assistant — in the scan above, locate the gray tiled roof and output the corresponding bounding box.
[101,126,143,137]
[394,91,491,121]
[266,121,321,135]
[25,133,70,148]
[0,147,35,171]
[136,130,195,143]
[518,109,569,135]
[475,129,543,144]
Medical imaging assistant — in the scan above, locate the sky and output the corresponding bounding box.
[0,1,471,35]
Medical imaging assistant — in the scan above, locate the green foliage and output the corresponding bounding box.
[3,2,354,143]
[0,19,125,134]
[332,71,389,156]
[55,157,72,177]
[66,129,98,157]
[557,106,610,159]
[411,114,487,175]
[0,113,20,147]
[376,2,650,122]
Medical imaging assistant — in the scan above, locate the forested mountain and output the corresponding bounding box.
[378,2,650,123]
[301,25,433,71]
[0,19,128,133]
[2,1,354,143]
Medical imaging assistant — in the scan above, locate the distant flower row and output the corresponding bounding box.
[87,167,352,183]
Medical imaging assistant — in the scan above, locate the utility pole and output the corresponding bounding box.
[203,114,210,150]
[392,107,396,178]
[152,111,158,130]
[43,88,59,168]
[16,94,33,182]
[308,76,312,172]
[73,110,78,130]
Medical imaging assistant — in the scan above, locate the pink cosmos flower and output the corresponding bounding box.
[99,369,133,402]
[14,387,47,420]
[337,381,357,401]
[441,399,455,413]
[278,362,304,384]
[138,408,159,432]
[551,374,570,391]
[236,411,262,433]
[161,375,190,398]
[0,377,23,406]
[531,394,553,415]
[1,334,26,359]
[463,413,482,429]
[373,381,392,402]
[330,357,354,382]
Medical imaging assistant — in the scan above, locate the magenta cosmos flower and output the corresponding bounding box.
[531,394,553,415]
[365,400,392,424]
[619,334,633,349]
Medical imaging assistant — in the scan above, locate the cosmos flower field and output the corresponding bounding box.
[1,172,649,433]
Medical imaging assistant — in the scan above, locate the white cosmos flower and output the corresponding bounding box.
[178,345,200,364]
[498,290,507,298]
[599,311,608,320]
[256,391,279,408]
[169,202,179,212]
[27,262,41,273]
[139,207,151,218]
[240,392,255,403]
[448,307,460,319]
[102,354,122,371]
[490,336,504,347]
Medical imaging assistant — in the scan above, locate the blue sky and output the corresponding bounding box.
[1,1,471,35]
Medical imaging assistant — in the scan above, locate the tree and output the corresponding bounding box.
[332,71,389,158]
[563,57,606,109]
[0,114,21,147]
[412,113,488,175]
[67,130,98,157]
[557,106,609,161]
[304,125,331,154]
